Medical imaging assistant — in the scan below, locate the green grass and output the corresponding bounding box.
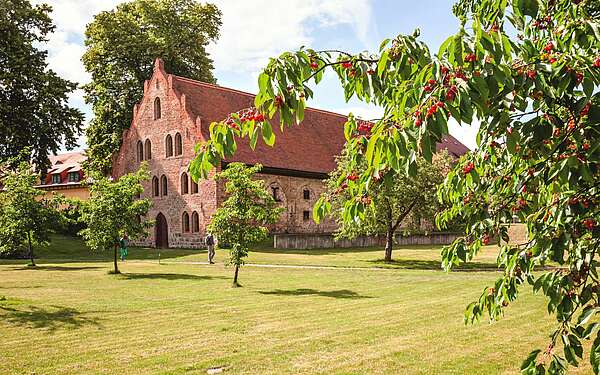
[0,236,591,374]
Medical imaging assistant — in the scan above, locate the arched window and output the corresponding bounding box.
[160,175,167,196]
[191,179,198,194]
[165,135,173,157]
[152,176,159,197]
[192,211,200,233]
[174,133,182,156]
[182,212,190,233]
[136,141,144,162]
[144,139,152,160]
[154,97,161,120]
[180,172,189,194]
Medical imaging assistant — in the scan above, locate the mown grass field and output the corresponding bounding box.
[0,236,591,374]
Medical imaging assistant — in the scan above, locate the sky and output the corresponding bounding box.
[35,0,478,151]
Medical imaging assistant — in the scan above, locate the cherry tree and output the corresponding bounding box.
[190,0,600,372]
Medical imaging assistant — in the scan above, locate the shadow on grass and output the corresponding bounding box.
[258,288,373,299]
[8,265,104,272]
[366,258,499,271]
[0,303,102,332]
[120,273,228,281]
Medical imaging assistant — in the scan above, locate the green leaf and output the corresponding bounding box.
[583,78,594,98]
[261,120,275,146]
[378,50,389,78]
[592,332,600,374]
[517,0,538,18]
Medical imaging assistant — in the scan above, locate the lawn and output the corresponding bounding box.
[0,236,591,374]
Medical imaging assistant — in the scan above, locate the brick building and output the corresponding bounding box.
[112,59,469,248]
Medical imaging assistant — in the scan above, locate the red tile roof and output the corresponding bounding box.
[40,150,86,186]
[170,74,469,174]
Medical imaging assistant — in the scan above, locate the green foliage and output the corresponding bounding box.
[324,143,452,260]
[0,0,84,173]
[82,0,222,173]
[207,163,282,286]
[79,165,152,273]
[191,0,600,371]
[0,158,64,262]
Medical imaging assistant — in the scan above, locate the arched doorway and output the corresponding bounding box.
[155,213,169,248]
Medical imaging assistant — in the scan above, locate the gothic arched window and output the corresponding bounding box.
[182,212,190,233]
[175,132,182,156]
[192,212,200,233]
[152,176,159,197]
[144,139,152,160]
[153,97,161,120]
[160,175,168,196]
[136,141,144,162]
[181,172,189,194]
[165,135,173,157]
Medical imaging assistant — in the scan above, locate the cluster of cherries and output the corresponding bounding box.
[356,120,374,135]
[512,198,528,212]
[224,108,266,130]
[462,162,475,175]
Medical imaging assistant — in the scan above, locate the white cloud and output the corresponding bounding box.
[208,0,373,73]
[33,0,123,85]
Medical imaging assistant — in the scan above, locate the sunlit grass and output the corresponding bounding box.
[0,236,590,374]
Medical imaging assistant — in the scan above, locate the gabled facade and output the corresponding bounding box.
[113,59,469,249]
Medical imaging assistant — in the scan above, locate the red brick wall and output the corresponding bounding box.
[113,61,337,248]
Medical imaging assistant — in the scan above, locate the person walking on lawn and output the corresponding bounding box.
[119,234,129,261]
[205,233,215,264]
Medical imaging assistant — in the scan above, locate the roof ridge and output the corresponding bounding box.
[171,75,352,121]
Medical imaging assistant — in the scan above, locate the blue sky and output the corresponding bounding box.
[38,0,477,150]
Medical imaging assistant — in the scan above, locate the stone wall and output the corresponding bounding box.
[273,232,462,249]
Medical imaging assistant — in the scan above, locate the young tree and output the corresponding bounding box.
[82,0,222,173]
[191,1,600,371]
[79,166,152,274]
[207,163,282,287]
[326,144,452,262]
[0,160,64,265]
[0,0,84,173]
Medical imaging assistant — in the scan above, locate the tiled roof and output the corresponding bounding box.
[170,73,470,174]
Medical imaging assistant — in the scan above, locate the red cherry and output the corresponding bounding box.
[594,57,600,68]
[543,42,554,53]
[347,172,359,182]
[482,234,490,246]
[428,79,436,85]
[274,95,283,107]
[464,53,476,63]
[462,162,475,175]
[341,61,353,69]
[583,218,595,230]
[310,62,319,70]
[527,70,537,79]
[415,118,422,127]
[553,128,561,138]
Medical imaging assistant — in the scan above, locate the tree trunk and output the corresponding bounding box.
[27,231,35,266]
[384,224,393,262]
[233,265,240,287]
[113,244,120,274]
